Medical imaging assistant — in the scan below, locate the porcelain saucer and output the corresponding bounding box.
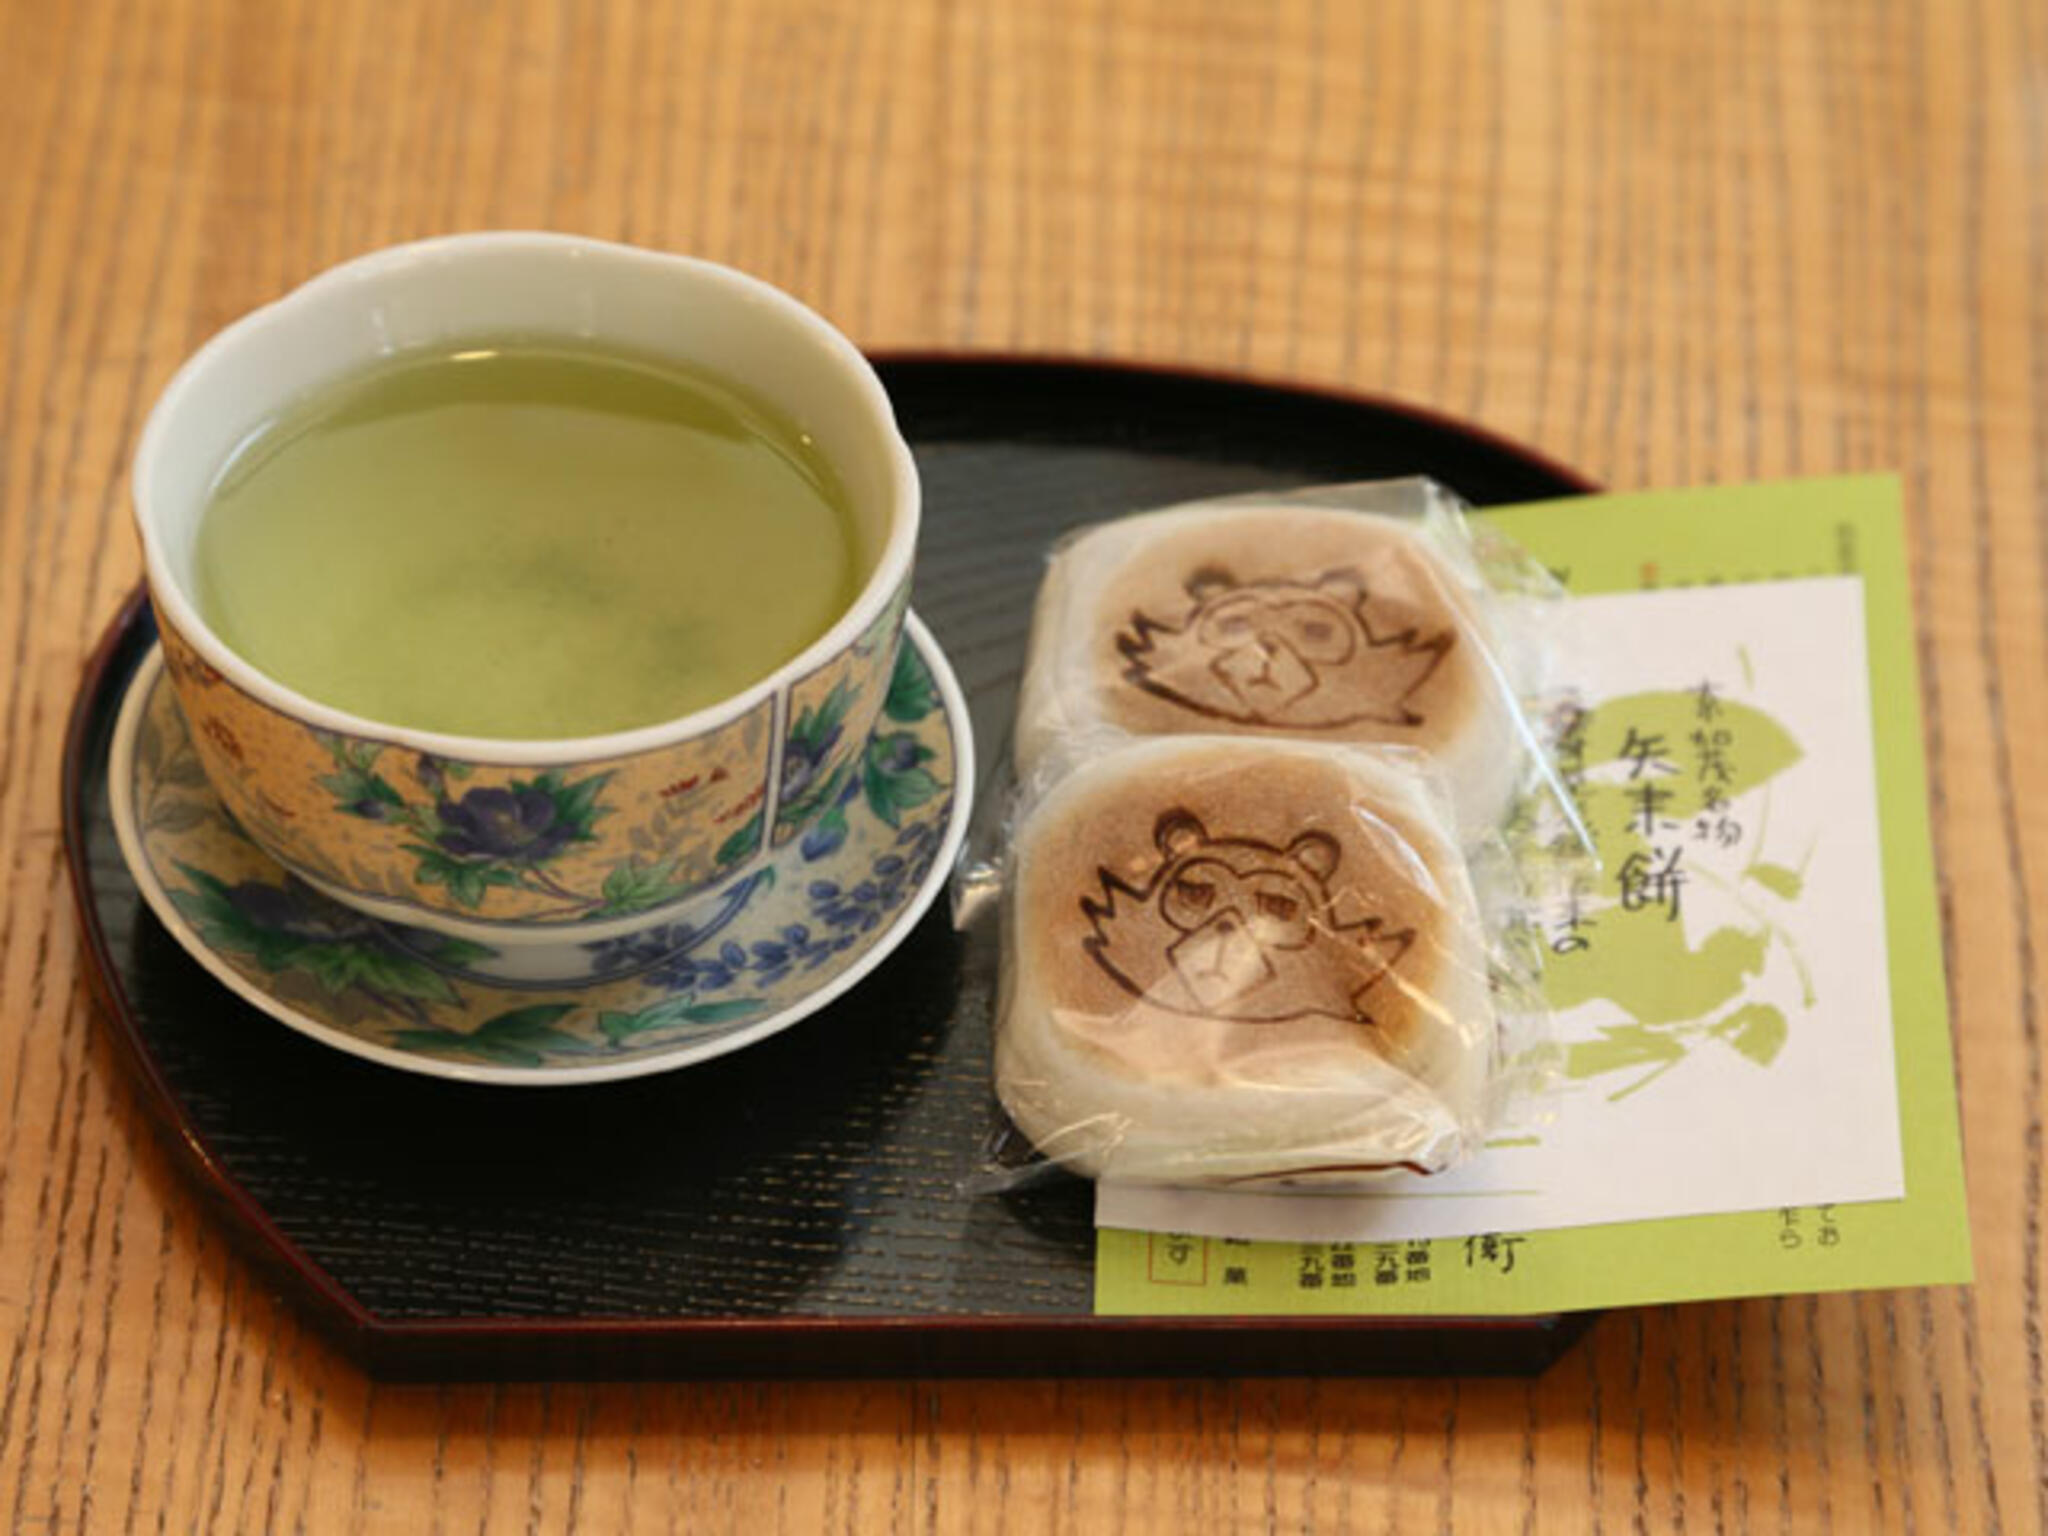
[108,614,973,1085]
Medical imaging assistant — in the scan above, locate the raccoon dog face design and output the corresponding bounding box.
[1080,810,1413,1024]
[1116,567,1452,729]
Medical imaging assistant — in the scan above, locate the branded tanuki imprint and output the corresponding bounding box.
[1115,566,1453,731]
[998,738,1494,1181]
[1016,504,1529,836]
[1082,808,1415,1027]
[1015,746,1468,1086]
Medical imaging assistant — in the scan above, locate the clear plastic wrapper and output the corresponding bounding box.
[1012,477,1568,841]
[965,477,1586,1192]
[991,735,1504,1187]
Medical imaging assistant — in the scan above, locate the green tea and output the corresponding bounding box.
[193,340,863,739]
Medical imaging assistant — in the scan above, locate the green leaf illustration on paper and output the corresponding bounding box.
[1566,1023,1687,1081]
[1547,921,1772,1028]
[1544,685,1811,1096]
[1710,1003,1790,1067]
[1565,690,1802,878]
[1747,862,1805,900]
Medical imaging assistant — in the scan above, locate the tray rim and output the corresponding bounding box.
[865,349,1601,499]
[62,354,1601,1378]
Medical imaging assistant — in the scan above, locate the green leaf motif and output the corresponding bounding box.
[167,865,461,1005]
[883,646,937,723]
[474,1002,580,1040]
[169,864,258,938]
[147,799,213,835]
[789,679,855,758]
[809,804,849,849]
[1543,916,1770,1027]
[316,738,406,819]
[1709,1003,1790,1066]
[392,1002,586,1066]
[1558,692,1805,897]
[414,934,499,970]
[598,995,763,1045]
[408,845,521,910]
[1564,1023,1686,1081]
[1747,862,1805,900]
[294,941,462,1006]
[716,812,764,868]
[597,857,692,917]
[528,769,613,843]
[775,763,849,832]
[318,767,402,816]
[862,733,940,829]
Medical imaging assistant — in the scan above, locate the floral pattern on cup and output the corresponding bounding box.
[132,236,923,948]
[157,607,778,928]
[772,577,910,849]
[120,623,963,1076]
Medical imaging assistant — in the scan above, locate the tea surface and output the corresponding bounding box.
[193,342,862,738]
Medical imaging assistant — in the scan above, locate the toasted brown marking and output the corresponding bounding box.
[1017,742,1469,1087]
[1093,510,1489,755]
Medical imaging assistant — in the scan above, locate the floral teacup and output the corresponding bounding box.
[133,234,920,983]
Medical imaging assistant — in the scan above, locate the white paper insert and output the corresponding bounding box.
[1097,577,1905,1243]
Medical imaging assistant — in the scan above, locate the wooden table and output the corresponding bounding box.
[3,1,2041,1529]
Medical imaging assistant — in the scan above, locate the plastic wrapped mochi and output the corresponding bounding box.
[993,735,1497,1187]
[1014,481,1538,838]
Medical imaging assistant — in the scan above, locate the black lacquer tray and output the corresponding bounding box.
[64,358,1599,1379]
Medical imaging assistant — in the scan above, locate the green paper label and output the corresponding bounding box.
[1094,475,1970,1317]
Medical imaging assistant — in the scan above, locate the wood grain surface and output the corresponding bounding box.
[1,0,2041,1529]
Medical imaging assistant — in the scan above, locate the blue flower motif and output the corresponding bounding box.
[414,753,448,797]
[224,878,379,943]
[800,819,846,861]
[580,871,772,980]
[806,822,940,934]
[435,786,572,864]
[637,821,942,1000]
[780,722,844,803]
[582,921,696,979]
[799,773,864,862]
[870,733,926,775]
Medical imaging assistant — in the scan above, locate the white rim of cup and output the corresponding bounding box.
[132,232,921,767]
